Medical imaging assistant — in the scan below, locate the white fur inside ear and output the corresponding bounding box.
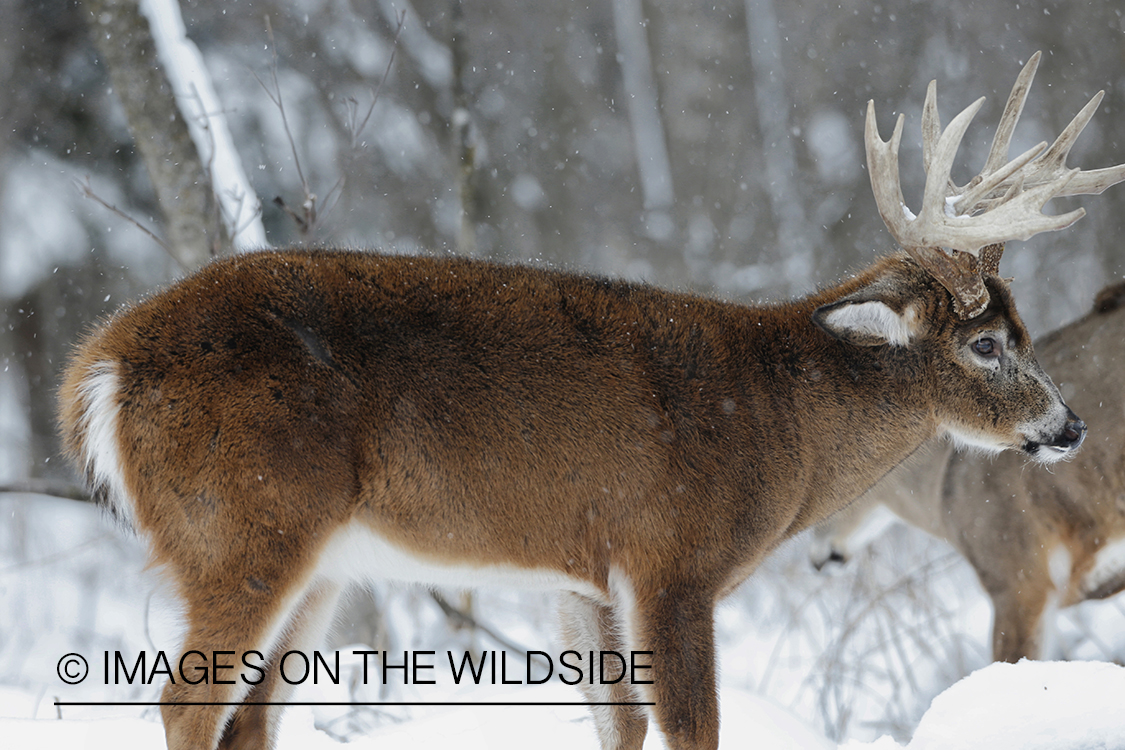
[822,301,918,346]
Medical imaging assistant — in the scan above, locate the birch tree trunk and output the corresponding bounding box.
[80,0,219,269]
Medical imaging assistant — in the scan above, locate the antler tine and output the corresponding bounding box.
[958,172,1085,242]
[864,103,910,237]
[1064,162,1125,197]
[978,52,1041,178]
[921,80,941,175]
[919,95,985,232]
[957,140,1049,214]
[1028,90,1125,197]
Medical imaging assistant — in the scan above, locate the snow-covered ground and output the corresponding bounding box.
[3,491,1124,749]
[4,661,1125,749]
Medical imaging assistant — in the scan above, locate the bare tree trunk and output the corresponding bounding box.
[611,0,674,215]
[450,0,478,257]
[744,0,815,288]
[80,0,218,270]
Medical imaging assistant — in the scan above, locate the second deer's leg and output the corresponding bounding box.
[989,581,1055,662]
[984,546,1060,662]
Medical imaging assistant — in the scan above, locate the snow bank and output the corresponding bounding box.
[842,660,1125,750]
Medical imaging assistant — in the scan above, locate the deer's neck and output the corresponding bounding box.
[724,301,939,536]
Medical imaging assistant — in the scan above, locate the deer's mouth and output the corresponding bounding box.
[1023,416,1087,463]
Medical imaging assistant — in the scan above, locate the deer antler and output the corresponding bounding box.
[866,51,1125,318]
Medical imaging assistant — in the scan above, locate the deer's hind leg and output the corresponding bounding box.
[558,591,649,750]
[218,581,344,750]
[158,521,344,750]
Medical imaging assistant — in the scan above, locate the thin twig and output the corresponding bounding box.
[316,176,346,225]
[255,15,309,195]
[254,15,319,235]
[222,185,264,242]
[0,535,111,576]
[73,177,179,265]
[429,591,550,667]
[350,9,407,149]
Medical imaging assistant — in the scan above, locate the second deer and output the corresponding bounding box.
[811,281,1125,663]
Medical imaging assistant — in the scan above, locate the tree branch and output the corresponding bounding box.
[0,479,92,503]
[75,177,177,264]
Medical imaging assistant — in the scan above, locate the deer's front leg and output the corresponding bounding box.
[622,576,719,750]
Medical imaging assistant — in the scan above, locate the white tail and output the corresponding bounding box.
[57,56,1122,750]
[811,281,1125,662]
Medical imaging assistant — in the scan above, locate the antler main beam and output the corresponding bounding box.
[865,51,1125,318]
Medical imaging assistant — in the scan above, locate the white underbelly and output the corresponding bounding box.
[315,521,605,603]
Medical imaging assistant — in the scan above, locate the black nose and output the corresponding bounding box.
[1055,408,1087,450]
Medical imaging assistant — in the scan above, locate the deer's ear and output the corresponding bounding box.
[813,282,922,347]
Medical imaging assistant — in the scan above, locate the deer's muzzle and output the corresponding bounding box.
[1025,407,1086,460]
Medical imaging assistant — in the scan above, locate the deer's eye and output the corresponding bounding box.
[973,337,999,357]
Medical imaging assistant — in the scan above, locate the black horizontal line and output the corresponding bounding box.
[53,701,655,707]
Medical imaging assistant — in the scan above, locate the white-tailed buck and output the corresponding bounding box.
[810,279,1125,664]
[58,53,1124,749]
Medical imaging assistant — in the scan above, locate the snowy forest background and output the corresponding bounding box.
[3,0,1125,746]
